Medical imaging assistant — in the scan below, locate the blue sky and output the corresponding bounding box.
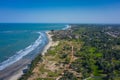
[0,0,120,23]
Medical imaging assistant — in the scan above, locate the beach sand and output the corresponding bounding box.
[0,31,53,80]
[41,31,53,56]
[0,59,31,80]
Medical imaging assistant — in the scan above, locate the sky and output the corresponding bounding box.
[0,0,120,23]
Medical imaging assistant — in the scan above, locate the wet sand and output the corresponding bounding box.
[0,31,52,80]
[0,59,31,80]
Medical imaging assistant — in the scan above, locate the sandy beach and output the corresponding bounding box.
[0,58,31,80]
[41,31,53,56]
[0,31,53,80]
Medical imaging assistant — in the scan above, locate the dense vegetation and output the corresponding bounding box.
[20,24,120,80]
[55,24,120,80]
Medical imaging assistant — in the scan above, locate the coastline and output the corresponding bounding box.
[9,31,53,80]
[41,31,53,56]
[0,31,53,80]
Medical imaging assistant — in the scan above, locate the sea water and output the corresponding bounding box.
[0,23,68,70]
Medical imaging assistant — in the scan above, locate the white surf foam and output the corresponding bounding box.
[0,32,45,70]
[62,25,71,30]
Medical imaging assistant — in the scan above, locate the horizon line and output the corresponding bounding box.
[0,22,120,25]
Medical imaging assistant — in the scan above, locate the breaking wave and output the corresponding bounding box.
[62,25,71,30]
[0,32,47,70]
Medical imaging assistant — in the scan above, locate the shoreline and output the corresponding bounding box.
[9,31,53,80]
[41,31,53,56]
[0,31,53,80]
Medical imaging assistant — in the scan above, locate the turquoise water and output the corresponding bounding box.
[0,23,67,70]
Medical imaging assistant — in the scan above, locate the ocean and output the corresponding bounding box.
[0,23,67,70]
